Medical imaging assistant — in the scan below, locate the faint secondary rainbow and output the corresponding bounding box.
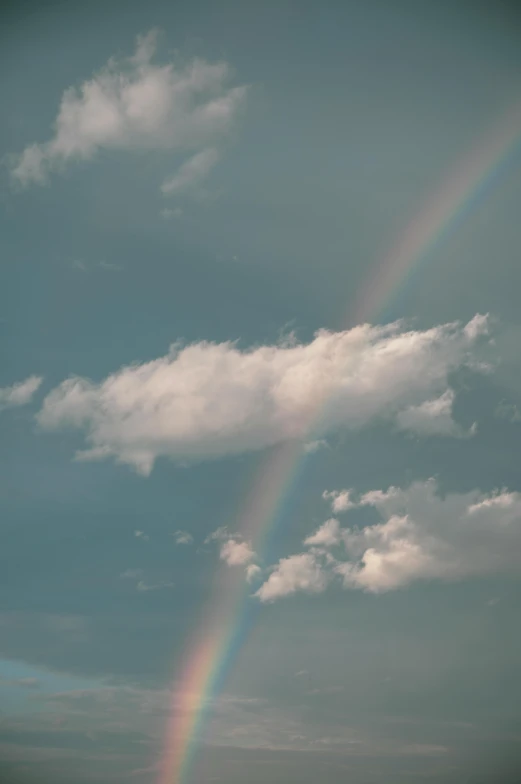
[159,98,521,784]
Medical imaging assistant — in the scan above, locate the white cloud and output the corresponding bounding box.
[395,389,475,437]
[120,567,172,592]
[161,147,219,195]
[136,579,174,592]
[255,553,329,602]
[173,530,194,545]
[304,518,341,547]
[0,375,42,411]
[245,564,262,583]
[303,439,328,453]
[36,315,489,474]
[161,206,184,220]
[120,569,143,579]
[10,29,246,190]
[134,530,149,541]
[220,538,255,566]
[204,526,257,570]
[204,526,229,544]
[322,489,354,513]
[256,478,521,599]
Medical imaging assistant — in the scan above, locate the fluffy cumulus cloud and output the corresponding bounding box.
[220,538,255,566]
[256,479,521,601]
[36,315,489,475]
[255,553,329,602]
[10,29,246,192]
[205,527,257,569]
[0,375,42,411]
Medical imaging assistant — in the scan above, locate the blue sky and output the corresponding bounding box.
[2,1,521,782]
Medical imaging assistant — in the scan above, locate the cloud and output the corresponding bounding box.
[303,439,328,454]
[395,389,476,437]
[134,530,149,541]
[10,29,246,190]
[161,147,219,195]
[0,375,42,411]
[0,676,40,689]
[304,518,341,547]
[245,564,262,583]
[121,568,173,592]
[120,569,143,579]
[173,530,194,545]
[205,527,257,571]
[220,538,255,566]
[257,478,521,600]
[36,315,489,474]
[161,206,184,220]
[136,580,174,592]
[322,489,354,513]
[255,553,329,602]
[495,399,521,423]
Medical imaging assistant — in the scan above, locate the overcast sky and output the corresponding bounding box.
[2,1,521,782]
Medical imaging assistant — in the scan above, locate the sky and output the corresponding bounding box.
[2,1,521,782]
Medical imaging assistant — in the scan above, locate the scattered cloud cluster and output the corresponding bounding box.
[173,530,194,545]
[10,29,246,195]
[255,478,521,601]
[0,375,42,412]
[36,314,489,475]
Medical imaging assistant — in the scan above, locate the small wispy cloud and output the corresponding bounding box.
[120,569,143,580]
[134,530,149,541]
[173,530,194,545]
[495,399,521,423]
[161,147,220,196]
[98,260,123,272]
[0,677,40,689]
[161,206,184,220]
[304,439,328,454]
[136,579,174,593]
[0,375,43,412]
[120,568,173,592]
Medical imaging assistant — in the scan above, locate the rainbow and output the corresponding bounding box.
[159,98,521,784]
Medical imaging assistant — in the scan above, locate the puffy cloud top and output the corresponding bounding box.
[256,478,521,601]
[36,315,489,474]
